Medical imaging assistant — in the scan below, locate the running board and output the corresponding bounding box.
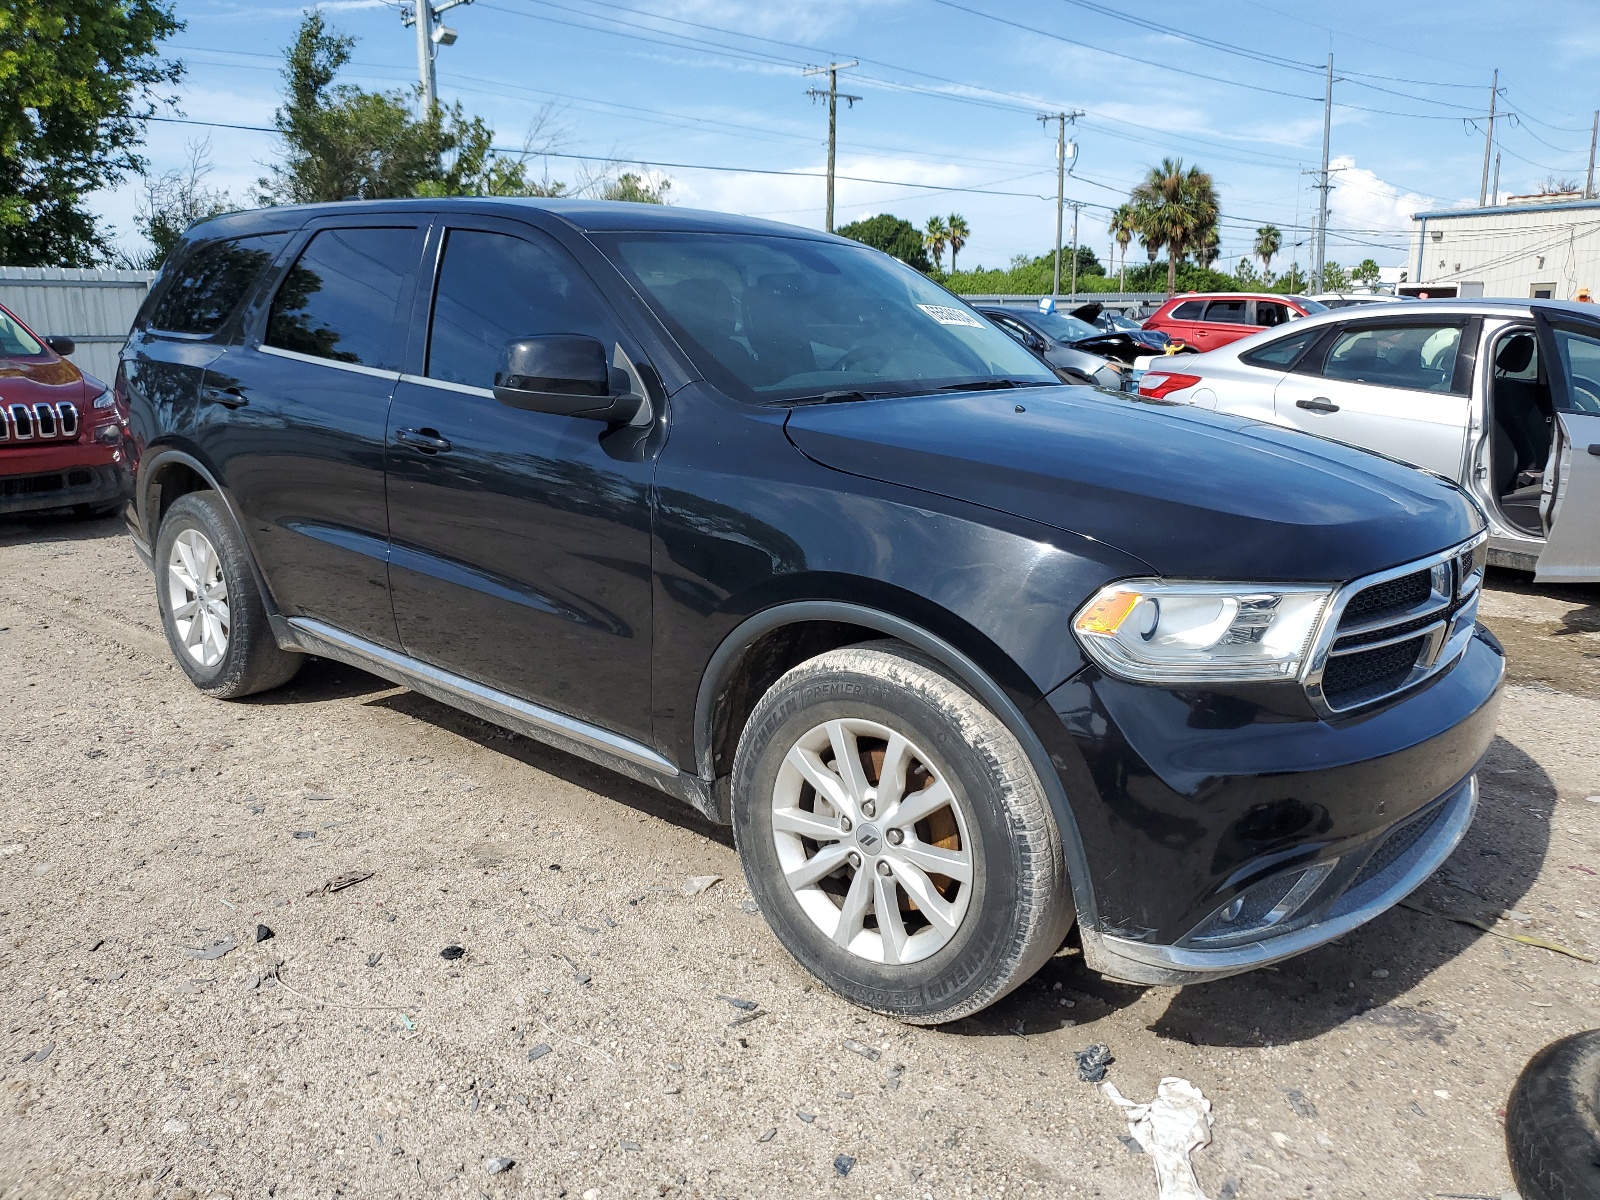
[281,617,720,823]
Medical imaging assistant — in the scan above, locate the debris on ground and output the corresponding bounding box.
[1400,900,1596,962]
[255,924,274,943]
[842,1038,881,1062]
[184,936,237,961]
[1101,1077,1214,1200]
[621,1140,642,1152]
[440,945,466,960]
[796,1110,816,1123]
[23,1042,54,1064]
[1283,1089,1317,1118]
[682,874,721,896]
[306,870,373,897]
[528,1043,552,1061]
[484,1156,514,1175]
[717,994,758,1010]
[757,1128,776,1143]
[833,1154,856,1176]
[885,1065,904,1090]
[1074,1043,1114,1083]
[367,952,382,967]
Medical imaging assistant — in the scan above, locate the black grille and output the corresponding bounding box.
[1335,611,1440,650]
[1321,636,1424,708]
[1347,799,1447,894]
[1341,569,1431,623]
[2,473,66,498]
[66,468,92,487]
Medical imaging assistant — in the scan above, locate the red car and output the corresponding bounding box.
[0,301,131,518]
[1142,292,1328,353]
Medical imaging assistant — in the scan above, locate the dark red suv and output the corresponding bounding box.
[0,301,130,517]
[1143,292,1327,353]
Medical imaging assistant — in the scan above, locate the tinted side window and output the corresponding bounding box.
[1240,326,1320,369]
[266,227,415,369]
[426,228,616,388]
[148,233,288,335]
[1204,299,1250,324]
[1320,324,1463,393]
[1255,301,1291,327]
[1169,300,1204,320]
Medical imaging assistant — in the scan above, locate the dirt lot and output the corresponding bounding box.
[1,512,1597,1200]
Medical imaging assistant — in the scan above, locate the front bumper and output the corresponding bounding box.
[1035,625,1504,986]
[0,454,131,516]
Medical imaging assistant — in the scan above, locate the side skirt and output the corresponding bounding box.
[278,616,720,824]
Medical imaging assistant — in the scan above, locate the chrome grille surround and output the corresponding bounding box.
[1301,530,1489,717]
[0,401,80,444]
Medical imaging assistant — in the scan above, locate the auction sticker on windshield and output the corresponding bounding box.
[918,304,985,328]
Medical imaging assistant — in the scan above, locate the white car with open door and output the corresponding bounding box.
[1137,299,1600,583]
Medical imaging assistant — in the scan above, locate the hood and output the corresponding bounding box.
[784,387,1481,582]
[1070,302,1103,323]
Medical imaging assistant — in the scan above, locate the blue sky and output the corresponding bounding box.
[101,0,1600,276]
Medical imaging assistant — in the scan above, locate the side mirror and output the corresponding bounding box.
[46,335,75,356]
[493,335,646,423]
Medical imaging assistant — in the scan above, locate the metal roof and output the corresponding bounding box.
[1411,197,1600,221]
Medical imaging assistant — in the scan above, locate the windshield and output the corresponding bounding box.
[596,233,1056,401]
[0,306,45,357]
[1296,298,1329,314]
[1105,313,1142,331]
[1027,311,1102,342]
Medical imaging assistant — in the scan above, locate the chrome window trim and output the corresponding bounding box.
[397,373,495,398]
[257,343,402,382]
[1300,529,1489,717]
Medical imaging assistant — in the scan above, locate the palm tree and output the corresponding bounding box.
[1130,158,1220,297]
[1109,203,1136,292]
[946,214,969,273]
[1196,225,1221,269]
[1254,224,1281,278]
[923,215,950,274]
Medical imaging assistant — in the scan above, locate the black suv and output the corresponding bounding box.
[120,199,1503,1023]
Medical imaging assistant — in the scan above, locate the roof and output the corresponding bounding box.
[188,196,843,242]
[1411,197,1600,221]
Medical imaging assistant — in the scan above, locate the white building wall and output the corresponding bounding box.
[1408,200,1600,300]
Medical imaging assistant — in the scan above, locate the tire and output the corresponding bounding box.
[1506,1029,1600,1200]
[730,643,1074,1025]
[154,491,301,699]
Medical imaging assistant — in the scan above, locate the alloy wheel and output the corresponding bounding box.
[166,528,230,668]
[770,718,974,965]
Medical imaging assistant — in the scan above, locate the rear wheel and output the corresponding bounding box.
[1505,1029,1600,1200]
[155,491,300,698]
[731,643,1073,1024]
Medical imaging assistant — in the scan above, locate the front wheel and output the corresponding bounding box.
[731,643,1074,1024]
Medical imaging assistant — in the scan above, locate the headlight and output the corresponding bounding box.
[91,388,115,410]
[1073,579,1333,683]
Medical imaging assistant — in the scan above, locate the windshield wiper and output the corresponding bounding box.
[931,378,1055,392]
[776,389,897,407]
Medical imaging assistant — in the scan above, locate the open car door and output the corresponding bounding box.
[1532,311,1600,583]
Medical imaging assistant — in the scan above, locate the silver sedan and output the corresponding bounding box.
[1135,298,1600,583]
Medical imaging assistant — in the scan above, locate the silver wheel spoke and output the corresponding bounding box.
[889,859,960,938]
[785,745,853,817]
[168,529,230,668]
[893,839,972,885]
[171,599,200,622]
[772,807,847,842]
[876,732,914,808]
[825,720,872,807]
[783,842,850,890]
[890,778,955,829]
[832,867,872,948]
[874,871,909,965]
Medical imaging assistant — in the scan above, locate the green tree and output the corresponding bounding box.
[123,140,232,268]
[0,0,184,265]
[1351,258,1382,288]
[1253,224,1281,278]
[946,213,969,272]
[923,214,950,273]
[1110,203,1136,291]
[600,172,670,203]
[1320,260,1350,291]
[835,213,931,272]
[1130,158,1220,298]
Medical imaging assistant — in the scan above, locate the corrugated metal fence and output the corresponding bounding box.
[0,267,156,385]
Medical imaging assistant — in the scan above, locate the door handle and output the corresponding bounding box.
[395,427,452,453]
[201,384,248,409]
[1296,397,1340,413]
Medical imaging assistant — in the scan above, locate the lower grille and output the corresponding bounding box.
[1321,636,1427,708]
[1,468,98,499]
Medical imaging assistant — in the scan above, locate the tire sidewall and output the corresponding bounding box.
[733,653,1036,1021]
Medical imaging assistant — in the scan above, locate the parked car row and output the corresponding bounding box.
[110,198,1502,1025]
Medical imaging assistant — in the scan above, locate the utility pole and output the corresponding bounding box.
[1037,110,1083,299]
[804,60,860,233]
[1068,201,1088,299]
[1587,111,1598,199]
[1479,68,1499,207]
[1312,53,1333,295]
[1492,152,1501,206]
[401,0,472,110]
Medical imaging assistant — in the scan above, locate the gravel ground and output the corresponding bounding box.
[1,513,1597,1200]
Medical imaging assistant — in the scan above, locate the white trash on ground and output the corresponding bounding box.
[1101,1076,1215,1200]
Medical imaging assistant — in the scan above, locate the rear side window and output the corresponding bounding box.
[1240,326,1321,369]
[426,228,616,388]
[1168,300,1204,320]
[266,227,415,369]
[1320,323,1464,392]
[148,233,287,335]
[1255,301,1292,327]
[1204,299,1250,324]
